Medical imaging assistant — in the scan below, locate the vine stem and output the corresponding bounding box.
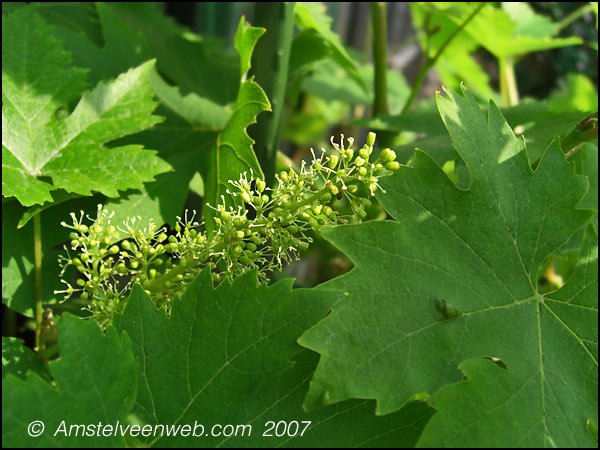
[249,2,295,186]
[401,2,486,115]
[371,2,389,116]
[371,2,396,147]
[287,185,330,210]
[33,213,44,352]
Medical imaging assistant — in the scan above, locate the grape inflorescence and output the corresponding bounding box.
[56,132,398,326]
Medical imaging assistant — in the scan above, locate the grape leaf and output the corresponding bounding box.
[47,2,238,115]
[2,315,137,447]
[442,3,583,57]
[573,142,598,212]
[45,6,268,228]
[46,2,152,84]
[2,6,171,207]
[35,2,105,47]
[201,17,270,231]
[406,2,582,104]
[417,225,598,447]
[32,2,228,226]
[106,2,240,106]
[409,3,496,100]
[21,4,269,229]
[113,271,435,447]
[105,106,219,228]
[299,87,597,446]
[355,101,593,164]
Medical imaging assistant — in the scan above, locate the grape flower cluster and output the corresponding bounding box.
[56,132,399,327]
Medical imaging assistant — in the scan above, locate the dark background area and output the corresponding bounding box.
[163,2,598,99]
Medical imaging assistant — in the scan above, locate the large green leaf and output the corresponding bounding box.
[106,2,239,106]
[417,225,598,447]
[47,3,239,112]
[34,2,228,226]
[299,87,597,446]
[113,271,434,447]
[2,7,170,207]
[45,2,152,84]
[2,315,137,447]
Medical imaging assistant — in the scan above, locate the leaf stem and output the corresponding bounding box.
[33,213,44,352]
[499,55,519,107]
[401,2,486,115]
[562,112,598,159]
[557,3,596,32]
[38,343,59,361]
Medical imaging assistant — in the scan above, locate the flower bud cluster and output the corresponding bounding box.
[57,132,398,326]
[55,205,170,326]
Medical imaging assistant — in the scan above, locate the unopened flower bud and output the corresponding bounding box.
[328,155,339,169]
[385,161,400,171]
[320,193,332,203]
[367,131,376,147]
[359,146,371,159]
[380,148,397,163]
[241,191,252,203]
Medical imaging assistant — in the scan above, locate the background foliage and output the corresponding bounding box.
[2,2,598,448]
